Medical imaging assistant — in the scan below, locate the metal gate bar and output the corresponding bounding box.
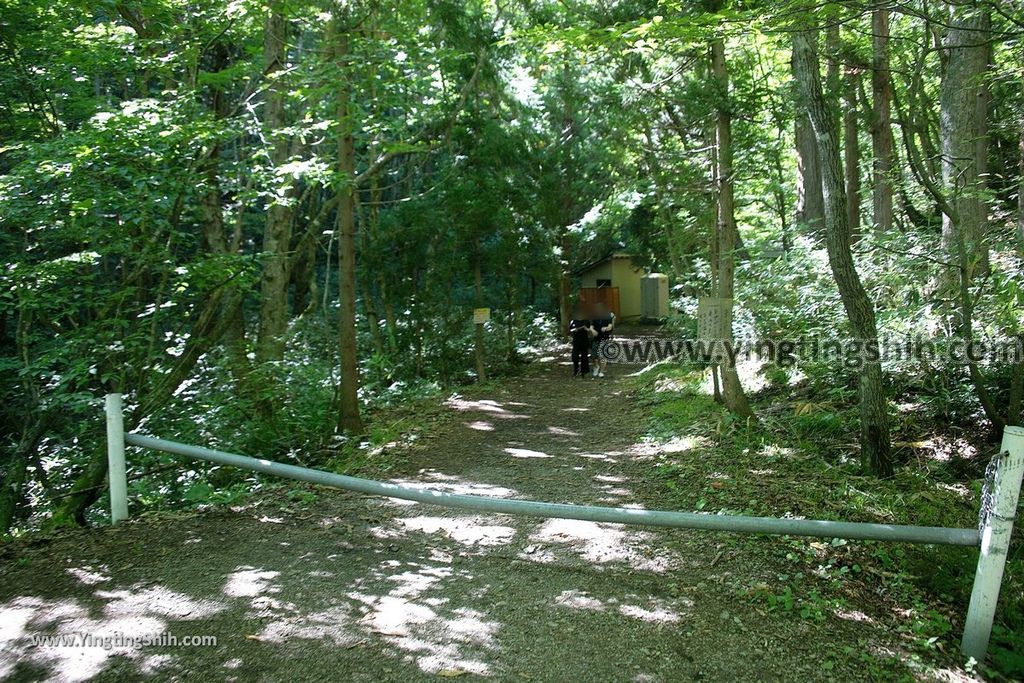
[123,433,979,547]
[104,395,1024,664]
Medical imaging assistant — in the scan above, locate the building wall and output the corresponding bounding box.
[612,258,643,319]
[641,274,670,318]
[578,256,648,319]
[579,261,613,288]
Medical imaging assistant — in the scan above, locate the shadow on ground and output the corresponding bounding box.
[0,354,968,682]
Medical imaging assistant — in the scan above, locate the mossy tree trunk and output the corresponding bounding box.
[710,23,754,420]
[334,13,365,436]
[794,27,893,477]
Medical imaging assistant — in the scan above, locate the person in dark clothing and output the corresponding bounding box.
[569,311,595,377]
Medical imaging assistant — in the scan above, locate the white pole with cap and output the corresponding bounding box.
[961,425,1024,663]
[105,393,128,524]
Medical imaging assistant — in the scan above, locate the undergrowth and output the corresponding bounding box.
[632,364,1024,680]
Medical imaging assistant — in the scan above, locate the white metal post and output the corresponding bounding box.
[961,426,1024,663]
[105,393,128,524]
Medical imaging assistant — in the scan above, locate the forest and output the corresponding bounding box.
[2,0,1024,678]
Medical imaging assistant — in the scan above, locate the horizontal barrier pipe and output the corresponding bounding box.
[125,433,979,547]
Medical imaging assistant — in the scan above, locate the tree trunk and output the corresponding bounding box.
[0,416,49,534]
[473,241,487,382]
[844,63,862,241]
[379,275,398,353]
[643,123,685,276]
[255,3,295,367]
[792,35,825,236]
[223,304,250,392]
[769,113,791,252]
[793,28,893,477]
[334,18,364,435]
[359,173,385,356]
[1008,356,1024,426]
[974,17,992,276]
[360,278,385,356]
[200,152,252,394]
[50,285,246,527]
[711,33,754,419]
[939,3,1001,430]
[290,234,317,315]
[1018,114,1024,253]
[200,43,252,395]
[708,118,724,405]
[506,275,520,364]
[940,3,989,282]
[825,23,841,129]
[871,6,894,233]
[561,239,577,337]
[955,244,1004,431]
[557,60,576,337]
[0,452,29,534]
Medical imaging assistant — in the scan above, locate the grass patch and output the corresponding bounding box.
[631,364,1024,680]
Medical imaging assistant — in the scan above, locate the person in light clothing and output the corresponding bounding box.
[590,303,615,377]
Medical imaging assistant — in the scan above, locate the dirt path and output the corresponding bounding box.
[0,355,956,682]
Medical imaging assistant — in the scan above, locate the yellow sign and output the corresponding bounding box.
[473,308,490,324]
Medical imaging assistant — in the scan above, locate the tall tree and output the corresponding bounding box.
[792,35,825,235]
[793,26,893,476]
[254,2,296,372]
[334,11,365,435]
[556,60,578,338]
[871,4,894,232]
[1019,101,1024,251]
[939,2,1000,428]
[473,238,488,382]
[940,3,989,278]
[710,10,754,419]
[844,60,862,239]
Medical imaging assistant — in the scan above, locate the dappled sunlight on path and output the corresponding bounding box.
[0,354,938,682]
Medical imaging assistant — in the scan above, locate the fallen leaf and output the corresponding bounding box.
[437,669,466,677]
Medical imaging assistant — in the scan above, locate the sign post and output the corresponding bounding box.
[697,297,731,362]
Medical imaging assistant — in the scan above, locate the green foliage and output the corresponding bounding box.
[635,364,1023,676]
[2,0,1024,674]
